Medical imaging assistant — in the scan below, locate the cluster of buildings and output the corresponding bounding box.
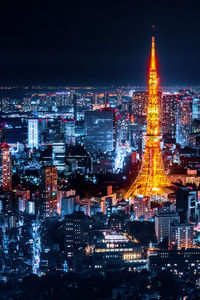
[1,35,200,288]
[0,84,200,281]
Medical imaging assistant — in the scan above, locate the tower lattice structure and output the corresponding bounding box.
[125,32,170,199]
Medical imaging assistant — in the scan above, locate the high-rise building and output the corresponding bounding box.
[64,211,88,260]
[176,187,189,222]
[169,223,193,250]
[85,109,115,153]
[155,211,180,243]
[26,201,35,214]
[134,195,153,220]
[132,92,148,116]
[28,119,39,149]
[73,93,77,121]
[61,196,76,219]
[45,166,58,217]
[176,95,192,148]
[57,189,77,216]
[0,143,12,191]
[65,120,76,144]
[125,31,170,199]
[52,142,65,171]
[161,93,177,140]
[192,96,200,120]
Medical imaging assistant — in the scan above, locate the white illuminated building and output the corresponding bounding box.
[52,142,66,171]
[28,119,39,149]
[114,142,131,172]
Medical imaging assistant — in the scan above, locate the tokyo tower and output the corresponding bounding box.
[125,29,170,199]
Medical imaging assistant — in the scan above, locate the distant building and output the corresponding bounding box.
[45,166,58,217]
[65,120,76,144]
[27,201,35,214]
[85,109,115,153]
[57,189,77,216]
[108,213,126,232]
[169,222,193,250]
[155,211,180,243]
[61,196,77,219]
[28,119,39,149]
[64,211,88,260]
[176,187,189,222]
[161,94,177,139]
[0,143,12,191]
[52,142,65,171]
[134,195,153,220]
[176,95,192,147]
[132,92,148,116]
[192,97,200,120]
[148,249,200,275]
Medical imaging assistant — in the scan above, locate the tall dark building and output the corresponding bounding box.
[84,109,116,153]
[0,143,12,191]
[176,187,189,222]
[161,94,177,140]
[73,94,77,121]
[64,211,88,260]
[45,166,58,217]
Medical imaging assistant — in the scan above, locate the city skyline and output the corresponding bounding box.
[0,1,200,299]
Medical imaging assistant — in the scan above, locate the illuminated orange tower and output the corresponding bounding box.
[125,29,170,199]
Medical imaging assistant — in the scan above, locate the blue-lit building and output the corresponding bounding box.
[176,96,192,148]
[28,119,39,149]
[84,109,115,153]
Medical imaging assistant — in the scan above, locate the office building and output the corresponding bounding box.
[93,231,142,266]
[65,120,76,144]
[169,222,193,250]
[132,92,148,116]
[52,142,65,171]
[161,93,177,139]
[57,189,77,216]
[61,196,76,219]
[176,95,192,147]
[45,166,58,217]
[28,119,39,149]
[27,201,35,214]
[192,97,200,120]
[155,211,180,242]
[176,187,189,222]
[85,109,115,153]
[0,143,12,191]
[64,211,88,260]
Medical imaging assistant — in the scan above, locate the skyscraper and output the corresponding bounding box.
[28,119,39,149]
[0,143,12,191]
[155,211,180,243]
[52,142,66,171]
[85,109,115,153]
[45,166,58,217]
[161,93,177,140]
[176,95,192,148]
[132,92,148,117]
[125,30,170,199]
[65,120,76,144]
[73,93,77,121]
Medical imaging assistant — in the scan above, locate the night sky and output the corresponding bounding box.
[0,0,200,86]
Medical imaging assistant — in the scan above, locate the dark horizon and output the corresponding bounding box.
[0,0,200,86]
